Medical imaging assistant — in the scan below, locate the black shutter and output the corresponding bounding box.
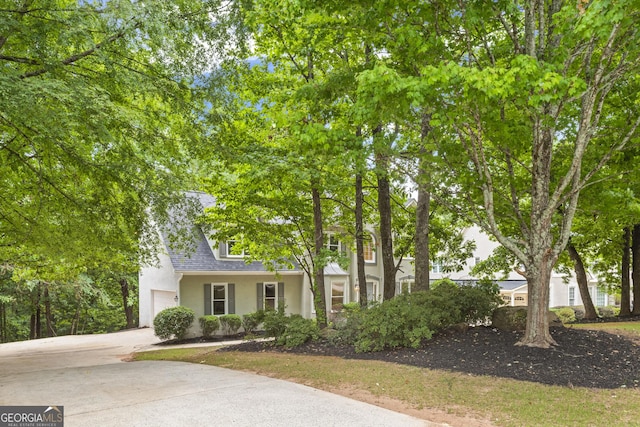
[278,282,285,309]
[204,284,212,315]
[256,282,264,310]
[228,283,235,314]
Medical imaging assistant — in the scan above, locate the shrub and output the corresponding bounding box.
[153,306,195,341]
[199,315,220,338]
[598,306,616,318]
[328,302,364,346]
[355,292,436,352]
[263,306,289,337]
[354,281,503,352]
[219,314,242,336]
[242,310,265,334]
[276,315,319,348]
[552,307,576,324]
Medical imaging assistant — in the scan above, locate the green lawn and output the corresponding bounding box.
[134,324,640,427]
[569,321,640,338]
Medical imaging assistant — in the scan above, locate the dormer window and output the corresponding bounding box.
[227,240,249,257]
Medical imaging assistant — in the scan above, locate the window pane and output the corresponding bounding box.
[265,298,275,310]
[213,301,225,315]
[265,284,276,298]
[213,285,225,299]
[331,282,344,311]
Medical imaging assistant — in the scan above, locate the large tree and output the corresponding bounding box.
[0,0,224,269]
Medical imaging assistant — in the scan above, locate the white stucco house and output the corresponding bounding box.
[430,226,613,309]
[139,193,613,333]
[138,192,415,331]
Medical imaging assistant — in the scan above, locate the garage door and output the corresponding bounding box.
[152,290,177,321]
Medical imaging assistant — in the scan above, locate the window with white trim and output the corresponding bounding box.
[264,282,278,310]
[363,235,376,263]
[431,260,444,273]
[227,240,249,257]
[326,233,341,252]
[331,280,346,311]
[397,279,414,294]
[596,288,605,306]
[212,283,228,315]
[367,281,380,303]
[568,287,575,306]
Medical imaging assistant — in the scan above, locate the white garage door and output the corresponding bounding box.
[152,290,177,321]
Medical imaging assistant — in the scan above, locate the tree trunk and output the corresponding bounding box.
[620,227,632,317]
[518,255,556,347]
[414,113,432,292]
[632,224,640,315]
[355,173,368,307]
[567,242,598,320]
[0,302,5,343]
[44,284,56,337]
[312,186,328,328]
[120,278,135,329]
[377,170,396,300]
[30,287,41,339]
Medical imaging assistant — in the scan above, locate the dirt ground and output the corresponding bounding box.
[220,325,640,389]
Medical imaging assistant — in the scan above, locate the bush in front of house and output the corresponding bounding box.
[262,306,319,348]
[276,314,319,348]
[552,307,577,324]
[153,306,195,341]
[263,305,289,337]
[328,302,364,346]
[242,310,265,335]
[219,314,242,336]
[199,315,220,338]
[354,280,502,352]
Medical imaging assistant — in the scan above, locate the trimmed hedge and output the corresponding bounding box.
[199,315,220,337]
[153,306,195,341]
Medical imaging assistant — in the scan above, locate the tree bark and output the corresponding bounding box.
[620,227,632,317]
[355,173,368,307]
[312,186,328,328]
[120,278,135,329]
[414,113,432,291]
[632,224,640,315]
[567,242,598,320]
[44,284,56,337]
[377,168,396,300]
[518,253,556,347]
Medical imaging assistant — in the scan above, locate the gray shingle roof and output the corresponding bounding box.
[166,226,268,272]
[162,191,293,273]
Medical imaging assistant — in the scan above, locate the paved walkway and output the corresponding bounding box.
[0,329,438,426]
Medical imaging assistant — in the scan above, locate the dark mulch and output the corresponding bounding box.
[218,326,640,389]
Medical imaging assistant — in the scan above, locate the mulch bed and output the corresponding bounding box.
[219,326,640,389]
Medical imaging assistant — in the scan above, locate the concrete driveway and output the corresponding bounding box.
[0,329,435,426]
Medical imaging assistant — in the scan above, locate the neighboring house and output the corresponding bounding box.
[139,194,614,336]
[430,226,614,309]
[138,192,415,335]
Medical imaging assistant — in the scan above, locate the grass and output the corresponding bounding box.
[134,325,640,427]
[569,321,640,338]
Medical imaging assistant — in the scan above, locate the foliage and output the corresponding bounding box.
[355,282,502,352]
[261,306,319,348]
[551,307,577,324]
[242,310,265,335]
[219,314,242,336]
[262,306,289,338]
[153,306,195,341]
[328,302,364,347]
[276,315,320,349]
[198,315,220,338]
